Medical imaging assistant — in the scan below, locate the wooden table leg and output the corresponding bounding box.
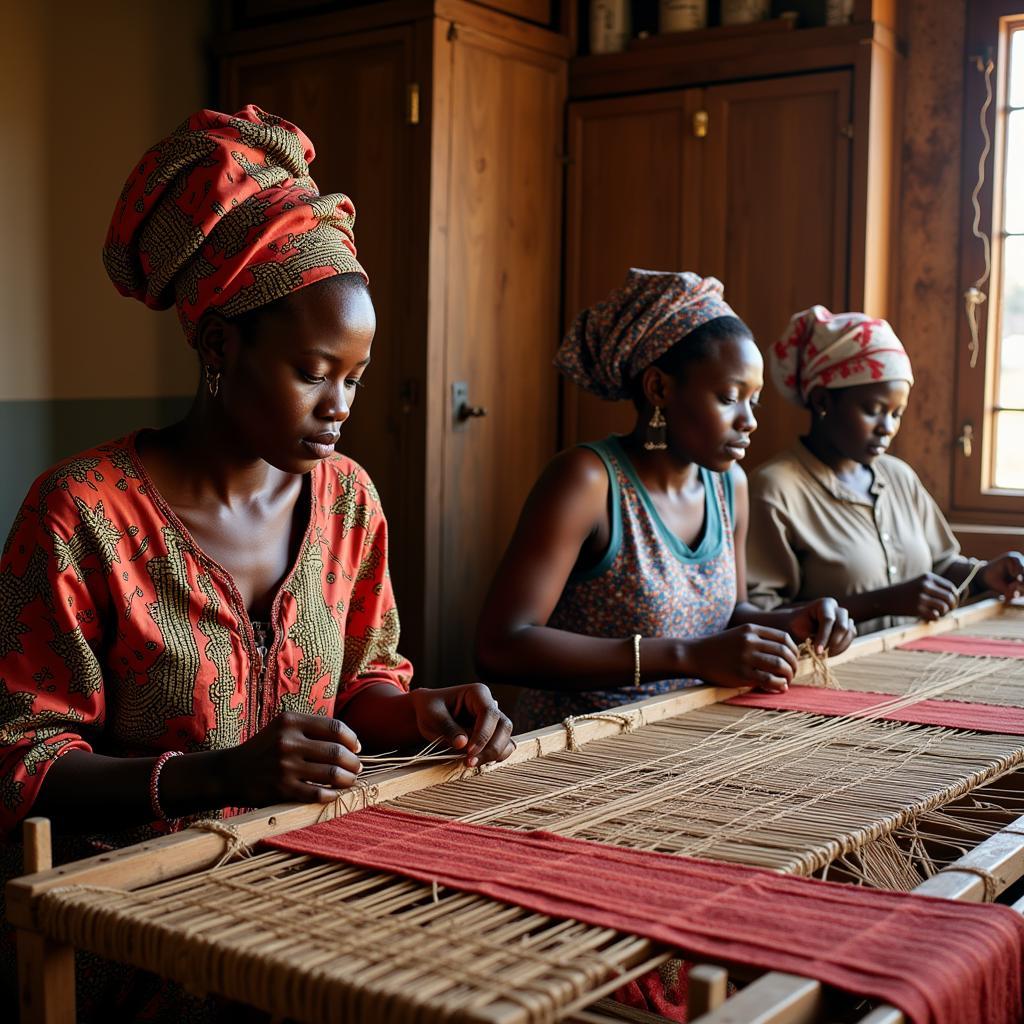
[15,818,76,1024]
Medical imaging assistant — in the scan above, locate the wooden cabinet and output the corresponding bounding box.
[563,24,898,470]
[221,0,568,686]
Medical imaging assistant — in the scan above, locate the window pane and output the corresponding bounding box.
[994,410,1024,488]
[1000,331,1024,408]
[1000,235,1024,409]
[1011,29,1024,109]
[1007,110,1024,234]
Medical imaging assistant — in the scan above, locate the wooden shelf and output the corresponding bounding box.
[570,20,897,99]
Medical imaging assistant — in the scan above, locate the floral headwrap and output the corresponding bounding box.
[555,269,738,401]
[771,305,914,408]
[103,105,367,343]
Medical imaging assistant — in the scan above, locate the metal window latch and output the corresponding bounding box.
[956,422,974,458]
[452,381,487,429]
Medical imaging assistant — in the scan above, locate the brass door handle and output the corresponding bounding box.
[458,403,487,421]
[956,422,974,458]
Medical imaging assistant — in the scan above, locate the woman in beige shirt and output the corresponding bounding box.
[747,306,1024,633]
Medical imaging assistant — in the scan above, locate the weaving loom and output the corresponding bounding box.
[9,598,1024,1024]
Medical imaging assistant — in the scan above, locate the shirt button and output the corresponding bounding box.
[888,565,898,576]
[881,532,891,542]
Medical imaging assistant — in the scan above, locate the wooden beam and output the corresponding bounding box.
[688,964,729,1017]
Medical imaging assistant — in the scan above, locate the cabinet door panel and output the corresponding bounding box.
[439,27,566,685]
[701,72,852,469]
[224,29,425,664]
[564,91,705,446]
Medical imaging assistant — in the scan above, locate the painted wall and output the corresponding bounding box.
[1,1,214,535]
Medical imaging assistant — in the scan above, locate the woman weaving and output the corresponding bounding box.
[475,270,856,734]
[746,306,1024,634]
[0,106,514,847]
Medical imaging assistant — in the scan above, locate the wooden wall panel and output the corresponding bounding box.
[563,91,705,446]
[890,0,967,511]
[700,72,852,469]
[438,26,566,685]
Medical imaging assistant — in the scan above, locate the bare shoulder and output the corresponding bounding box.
[522,444,610,526]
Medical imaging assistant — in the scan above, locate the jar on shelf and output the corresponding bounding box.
[590,0,631,53]
[722,0,770,24]
[659,0,707,33]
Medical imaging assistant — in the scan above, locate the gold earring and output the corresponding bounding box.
[205,365,220,398]
[645,406,668,451]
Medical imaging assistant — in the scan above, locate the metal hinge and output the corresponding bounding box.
[693,110,709,138]
[407,83,420,125]
[841,122,854,140]
[447,21,458,41]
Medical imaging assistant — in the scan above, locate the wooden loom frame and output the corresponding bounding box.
[8,597,1024,1024]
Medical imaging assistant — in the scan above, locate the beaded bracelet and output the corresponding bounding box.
[149,750,183,821]
[632,633,642,687]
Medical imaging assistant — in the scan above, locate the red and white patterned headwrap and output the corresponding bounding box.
[103,105,367,344]
[771,306,914,408]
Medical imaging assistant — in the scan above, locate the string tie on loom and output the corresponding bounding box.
[562,711,642,752]
[935,864,1001,903]
[190,819,252,867]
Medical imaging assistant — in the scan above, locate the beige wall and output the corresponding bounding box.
[0,0,214,403]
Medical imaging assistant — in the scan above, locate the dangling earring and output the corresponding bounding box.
[205,365,220,398]
[645,406,668,451]
[816,408,827,419]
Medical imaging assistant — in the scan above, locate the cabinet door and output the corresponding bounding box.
[563,90,706,446]
[437,25,566,685]
[223,29,426,664]
[701,72,852,469]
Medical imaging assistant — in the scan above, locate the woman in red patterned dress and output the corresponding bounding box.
[0,106,513,1019]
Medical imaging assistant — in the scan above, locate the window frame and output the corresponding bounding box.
[952,2,1024,519]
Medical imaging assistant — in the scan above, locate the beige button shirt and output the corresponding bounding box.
[746,442,960,634]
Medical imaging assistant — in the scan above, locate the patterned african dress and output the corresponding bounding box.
[0,434,411,1020]
[516,436,737,732]
[0,433,410,839]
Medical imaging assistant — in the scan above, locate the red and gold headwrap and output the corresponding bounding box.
[555,269,738,401]
[103,105,367,343]
[771,305,914,408]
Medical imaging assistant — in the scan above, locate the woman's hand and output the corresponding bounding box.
[408,684,515,768]
[223,711,363,806]
[784,598,856,656]
[981,552,1024,601]
[889,573,959,620]
[685,625,799,692]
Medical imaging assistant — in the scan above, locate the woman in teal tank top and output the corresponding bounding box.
[475,270,856,733]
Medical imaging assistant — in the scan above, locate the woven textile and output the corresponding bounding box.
[726,686,1024,734]
[265,806,1024,1024]
[898,636,1024,658]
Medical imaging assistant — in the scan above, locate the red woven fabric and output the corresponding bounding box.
[725,685,1024,734]
[265,807,1024,1024]
[898,635,1024,658]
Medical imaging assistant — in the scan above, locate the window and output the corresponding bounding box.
[954,5,1024,515]
[993,25,1024,489]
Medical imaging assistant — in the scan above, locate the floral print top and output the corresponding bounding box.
[516,436,737,731]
